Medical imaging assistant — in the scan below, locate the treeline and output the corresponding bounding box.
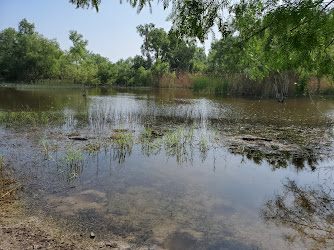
[0,19,205,87]
[1,15,333,99]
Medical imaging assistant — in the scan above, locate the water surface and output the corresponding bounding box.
[1,86,333,249]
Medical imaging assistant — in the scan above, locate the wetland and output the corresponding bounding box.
[0,85,334,249]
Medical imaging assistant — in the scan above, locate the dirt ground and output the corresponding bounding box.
[0,200,136,250]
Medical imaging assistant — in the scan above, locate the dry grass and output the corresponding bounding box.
[307,76,334,95]
[0,157,19,205]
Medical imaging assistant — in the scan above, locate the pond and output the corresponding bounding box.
[0,85,333,249]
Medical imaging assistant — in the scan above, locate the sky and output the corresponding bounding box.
[0,0,215,62]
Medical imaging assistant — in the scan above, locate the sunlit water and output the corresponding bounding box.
[0,86,333,249]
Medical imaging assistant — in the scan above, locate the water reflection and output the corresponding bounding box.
[261,178,334,248]
[230,146,319,171]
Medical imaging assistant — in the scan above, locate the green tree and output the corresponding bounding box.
[150,27,169,61]
[0,28,18,80]
[132,55,147,70]
[18,18,35,35]
[151,58,169,86]
[167,31,196,72]
[136,23,155,69]
[68,30,89,83]
[0,19,63,82]
[71,0,334,78]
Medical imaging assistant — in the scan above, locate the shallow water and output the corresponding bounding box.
[0,86,333,249]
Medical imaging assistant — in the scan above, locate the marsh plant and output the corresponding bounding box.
[199,134,209,153]
[0,111,66,126]
[64,145,83,168]
[110,130,135,164]
[83,141,101,154]
[163,127,196,164]
[112,130,134,150]
[41,138,50,160]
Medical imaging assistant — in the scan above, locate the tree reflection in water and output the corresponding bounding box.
[261,179,334,247]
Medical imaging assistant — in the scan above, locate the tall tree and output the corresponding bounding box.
[69,30,89,83]
[136,23,155,69]
[18,18,35,35]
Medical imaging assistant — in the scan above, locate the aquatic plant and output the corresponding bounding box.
[112,130,134,150]
[0,111,66,126]
[84,141,101,154]
[110,130,135,164]
[64,145,83,168]
[41,138,50,160]
[199,134,209,153]
[163,127,195,164]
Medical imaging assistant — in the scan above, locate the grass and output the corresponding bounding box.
[0,81,86,89]
[83,141,101,154]
[64,145,83,167]
[41,141,84,181]
[0,111,66,126]
[192,76,229,95]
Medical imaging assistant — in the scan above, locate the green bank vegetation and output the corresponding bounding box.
[0,110,66,126]
[1,0,334,100]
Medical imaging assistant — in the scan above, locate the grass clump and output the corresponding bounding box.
[83,141,101,154]
[111,130,134,164]
[193,76,229,95]
[0,111,65,126]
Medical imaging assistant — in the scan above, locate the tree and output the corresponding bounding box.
[136,23,155,69]
[18,18,35,35]
[70,0,334,75]
[151,58,169,86]
[132,55,147,70]
[167,31,196,72]
[150,27,169,61]
[68,30,89,83]
[0,28,18,80]
[69,30,88,65]
[0,19,63,82]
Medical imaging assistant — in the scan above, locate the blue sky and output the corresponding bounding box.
[0,1,215,62]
